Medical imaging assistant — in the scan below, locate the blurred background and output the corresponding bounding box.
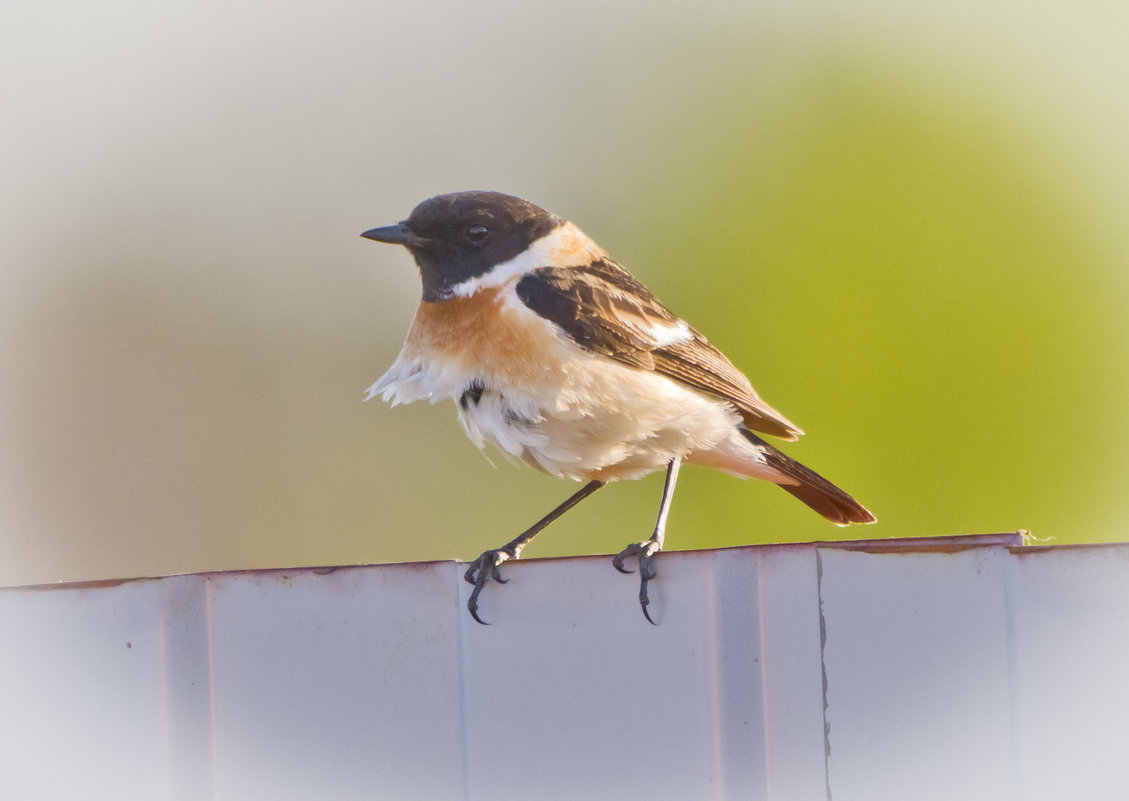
[2,0,1127,587]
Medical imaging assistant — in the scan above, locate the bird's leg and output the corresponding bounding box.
[613,457,682,624]
[465,479,606,624]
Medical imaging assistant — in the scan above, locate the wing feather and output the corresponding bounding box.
[515,261,803,441]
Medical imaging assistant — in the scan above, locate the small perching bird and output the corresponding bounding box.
[361,191,875,623]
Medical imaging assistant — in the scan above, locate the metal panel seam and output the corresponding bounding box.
[1002,548,1023,801]
[454,562,473,801]
[701,555,726,801]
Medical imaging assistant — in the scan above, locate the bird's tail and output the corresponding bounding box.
[742,431,876,526]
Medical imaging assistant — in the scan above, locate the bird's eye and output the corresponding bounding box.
[465,224,489,244]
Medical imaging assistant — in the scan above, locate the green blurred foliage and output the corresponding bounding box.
[617,64,1129,550]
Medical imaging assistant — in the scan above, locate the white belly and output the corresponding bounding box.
[457,356,748,480]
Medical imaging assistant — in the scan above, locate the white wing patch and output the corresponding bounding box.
[638,318,692,347]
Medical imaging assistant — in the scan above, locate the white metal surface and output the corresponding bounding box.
[2,535,1126,801]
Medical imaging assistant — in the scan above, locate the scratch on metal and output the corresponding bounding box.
[816,548,833,801]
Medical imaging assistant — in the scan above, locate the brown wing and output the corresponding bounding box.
[515,261,803,441]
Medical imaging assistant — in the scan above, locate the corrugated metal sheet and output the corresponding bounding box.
[2,534,1126,801]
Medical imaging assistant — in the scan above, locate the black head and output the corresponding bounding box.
[361,191,561,301]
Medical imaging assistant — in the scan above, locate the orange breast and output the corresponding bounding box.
[403,286,568,386]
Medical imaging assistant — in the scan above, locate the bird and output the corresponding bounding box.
[360,191,875,624]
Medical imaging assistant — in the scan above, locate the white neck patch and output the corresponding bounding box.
[448,222,603,297]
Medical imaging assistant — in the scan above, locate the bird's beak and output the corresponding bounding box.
[360,221,428,248]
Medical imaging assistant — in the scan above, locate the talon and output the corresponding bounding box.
[467,582,491,625]
[464,549,513,625]
[614,540,662,623]
[611,541,650,574]
[638,551,658,625]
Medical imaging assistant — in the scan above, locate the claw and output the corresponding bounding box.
[463,558,508,586]
[467,587,490,626]
[611,549,636,574]
[464,549,513,625]
[638,550,659,625]
[613,540,661,625]
[459,480,608,624]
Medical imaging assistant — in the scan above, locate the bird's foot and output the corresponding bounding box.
[464,548,516,625]
[612,539,662,625]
